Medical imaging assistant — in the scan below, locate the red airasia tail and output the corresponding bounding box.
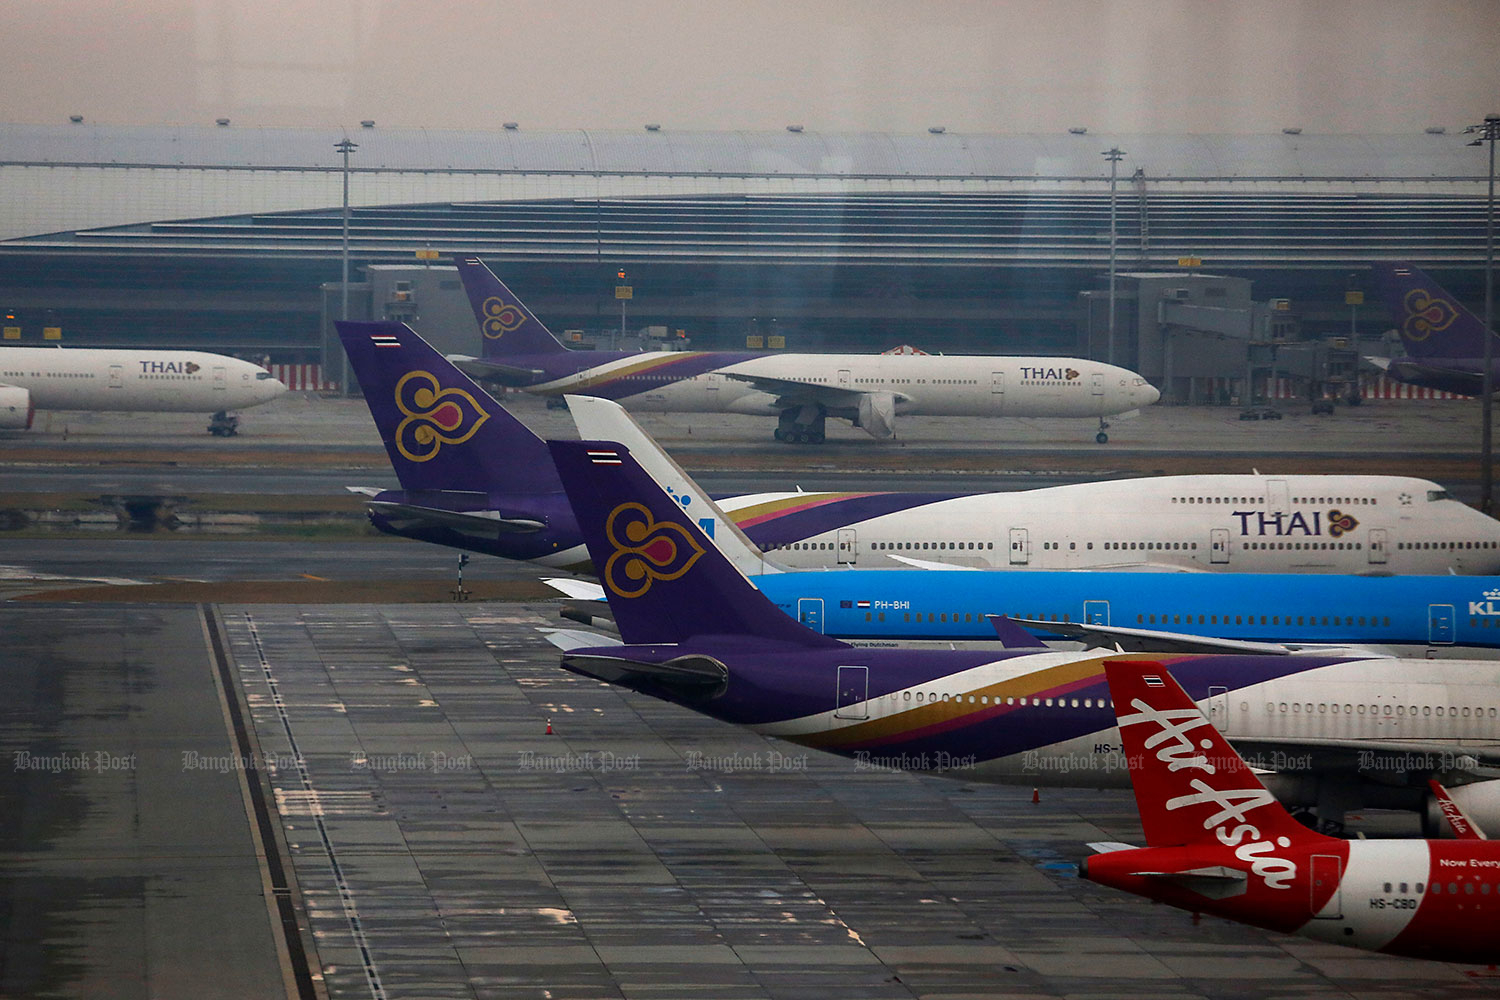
[1083,660,1500,965]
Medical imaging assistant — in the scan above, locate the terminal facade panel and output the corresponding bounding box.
[0,123,1491,396]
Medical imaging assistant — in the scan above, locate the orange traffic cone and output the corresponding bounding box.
[545,718,553,735]
[1031,787,1040,804]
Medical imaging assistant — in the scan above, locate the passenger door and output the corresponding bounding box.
[1310,855,1343,919]
[1207,686,1230,733]
[836,528,857,565]
[835,666,869,720]
[797,598,825,633]
[990,370,1005,414]
[1429,604,1455,645]
[108,364,123,390]
[1083,600,1110,625]
[1368,528,1388,565]
[1210,528,1230,564]
[1008,528,1029,565]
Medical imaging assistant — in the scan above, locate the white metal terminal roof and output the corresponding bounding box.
[0,123,1482,179]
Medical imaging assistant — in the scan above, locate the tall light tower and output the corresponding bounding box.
[1102,147,1126,366]
[335,138,359,323]
[1465,115,1499,515]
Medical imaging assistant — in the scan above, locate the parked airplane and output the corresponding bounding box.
[337,321,1500,576]
[1368,260,1500,397]
[1084,660,1500,964]
[450,256,1159,443]
[0,346,286,434]
[541,436,1500,832]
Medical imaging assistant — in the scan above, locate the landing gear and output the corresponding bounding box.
[774,406,826,445]
[1095,417,1110,445]
[208,411,240,437]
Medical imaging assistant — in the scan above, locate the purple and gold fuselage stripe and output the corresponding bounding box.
[526,350,765,400]
[732,492,970,547]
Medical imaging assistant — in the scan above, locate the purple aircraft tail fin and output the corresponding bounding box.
[1372,261,1499,360]
[337,320,561,494]
[453,256,568,358]
[549,439,845,648]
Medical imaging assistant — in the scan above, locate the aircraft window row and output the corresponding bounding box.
[1104,541,1199,551]
[1138,613,1393,627]
[1266,702,1497,718]
[26,371,97,379]
[140,374,202,380]
[1399,540,1497,550]
[1170,496,1377,506]
[1019,379,1080,386]
[870,541,995,551]
[893,690,1116,709]
[1244,541,1361,551]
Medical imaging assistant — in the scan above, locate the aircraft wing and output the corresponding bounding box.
[721,371,874,407]
[1228,736,1500,776]
[537,627,623,651]
[886,553,982,571]
[446,354,546,385]
[365,500,546,535]
[1009,618,1294,656]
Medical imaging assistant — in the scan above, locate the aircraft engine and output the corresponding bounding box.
[857,391,896,439]
[1425,778,1500,838]
[0,385,33,429]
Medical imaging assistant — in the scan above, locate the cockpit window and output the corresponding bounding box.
[255,371,274,380]
[1427,489,1451,502]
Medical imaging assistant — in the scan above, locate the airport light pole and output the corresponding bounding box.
[1466,115,1498,515]
[1103,147,1126,367]
[335,138,358,323]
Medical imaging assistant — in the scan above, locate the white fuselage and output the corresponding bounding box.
[0,347,286,415]
[535,352,1159,419]
[758,653,1500,791]
[716,474,1500,575]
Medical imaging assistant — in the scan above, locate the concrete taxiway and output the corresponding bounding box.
[6,600,1490,999]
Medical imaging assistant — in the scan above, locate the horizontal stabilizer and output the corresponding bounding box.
[345,485,383,497]
[447,355,547,384]
[1085,841,1137,854]
[1016,618,1292,656]
[366,500,545,535]
[1133,866,1248,900]
[542,577,608,601]
[560,601,617,633]
[538,628,623,651]
[561,652,729,694]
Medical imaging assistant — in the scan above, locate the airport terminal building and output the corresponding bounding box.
[0,122,1492,399]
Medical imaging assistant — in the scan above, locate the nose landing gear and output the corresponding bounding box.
[1096,417,1110,444]
[208,411,240,437]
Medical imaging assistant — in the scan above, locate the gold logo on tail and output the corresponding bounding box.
[392,371,490,462]
[603,502,706,598]
[481,296,526,340]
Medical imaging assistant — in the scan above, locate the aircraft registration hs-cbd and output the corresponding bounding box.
[0,346,286,434]
[539,436,1500,835]
[449,256,1159,443]
[336,321,1500,577]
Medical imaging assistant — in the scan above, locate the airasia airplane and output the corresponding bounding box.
[450,257,1159,443]
[1084,660,1500,965]
[0,346,286,435]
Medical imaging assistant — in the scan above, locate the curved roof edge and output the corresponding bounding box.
[0,123,1484,180]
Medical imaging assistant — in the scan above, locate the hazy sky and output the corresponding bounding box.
[3,0,1496,134]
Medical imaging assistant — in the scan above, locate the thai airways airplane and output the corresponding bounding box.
[450,256,1159,443]
[1085,660,1500,964]
[1368,261,1500,397]
[541,437,1500,834]
[337,321,1500,576]
[0,346,286,434]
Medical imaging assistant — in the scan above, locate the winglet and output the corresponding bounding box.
[1428,779,1488,840]
[1103,660,1327,850]
[984,614,1047,649]
[548,439,845,648]
[452,256,568,357]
